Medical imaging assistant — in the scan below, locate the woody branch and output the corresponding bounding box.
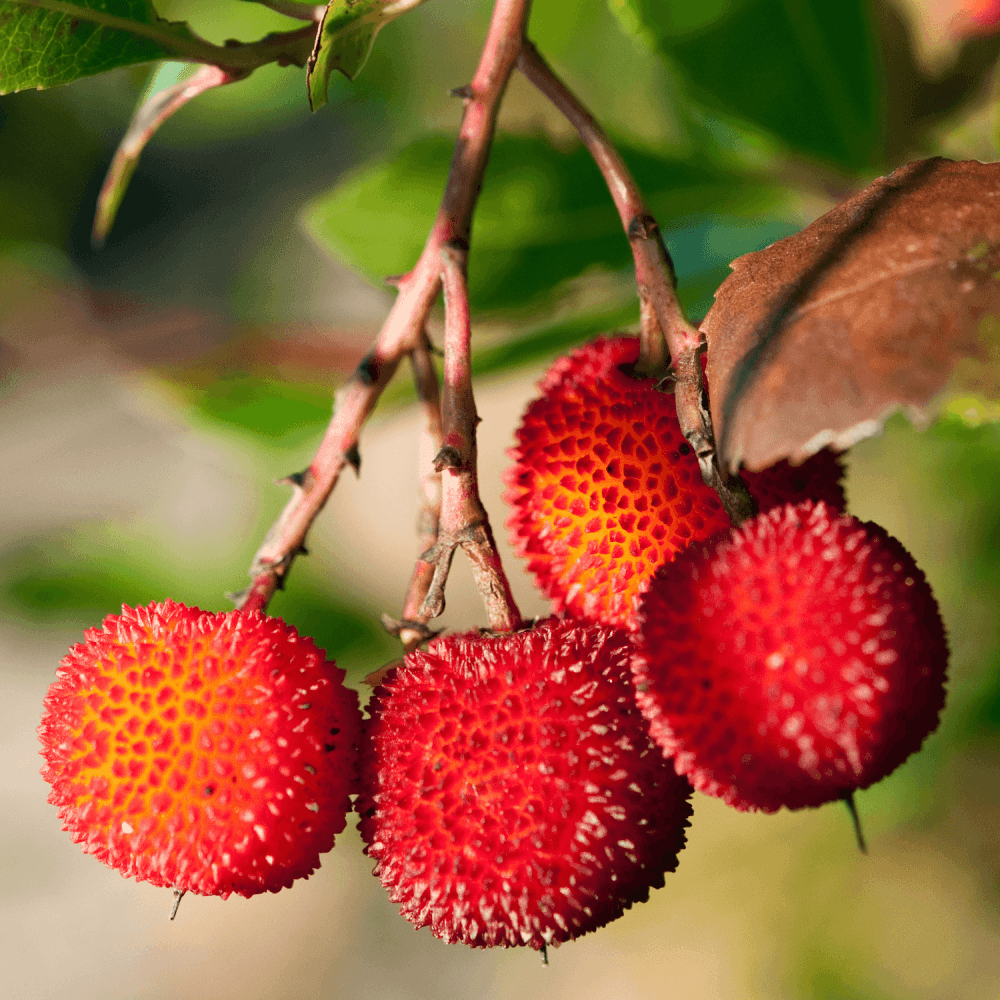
[381,333,445,653]
[418,243,522,633]
[516,40,755,526]
[236,0,533,612]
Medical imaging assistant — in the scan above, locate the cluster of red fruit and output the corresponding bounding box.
[39,336,948,954]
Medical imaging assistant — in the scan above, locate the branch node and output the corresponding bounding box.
[363,659,404,689]
[432,444,465,472]
[628,213,659,241]
[380,614,442,643]
[443,235,470,255]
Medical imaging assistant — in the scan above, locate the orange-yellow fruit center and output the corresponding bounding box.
[506,383,731,624]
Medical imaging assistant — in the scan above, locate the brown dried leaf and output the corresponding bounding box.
[703,157,1000,472]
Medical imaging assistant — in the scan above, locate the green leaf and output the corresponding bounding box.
[0,0,204,93]
[303,132,783,314]
[306,0,427,111]
[608,0,884,170]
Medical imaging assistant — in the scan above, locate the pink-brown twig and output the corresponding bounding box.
[417,243,522,633]
[381,333,445,652]
[516,40,755,525]
[236,0,532,614]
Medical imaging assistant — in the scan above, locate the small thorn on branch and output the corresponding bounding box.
[278,468,310,488]
[356,351,381,386]
[344,443,362,477]
[450,84,474,99]
[422,331,443,357]
[384,273,408,288]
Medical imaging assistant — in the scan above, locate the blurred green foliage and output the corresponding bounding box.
[0,530,395,676]
[305,132,789,315]
[185,375,333,445]
[610,0,884,170]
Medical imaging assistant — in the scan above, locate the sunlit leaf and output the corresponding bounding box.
[0,0,201,92]
[703,158,1000,472]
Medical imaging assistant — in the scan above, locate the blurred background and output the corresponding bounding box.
[3,0,1000,997]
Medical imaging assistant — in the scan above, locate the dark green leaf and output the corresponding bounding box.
[303,133,783,314]
[307,0,425,111]
[0,0,201,93]
[609,0,884,170]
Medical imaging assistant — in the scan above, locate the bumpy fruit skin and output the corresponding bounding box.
[39,601,361,898]
[358,618,693,950]
[504,336,845,627]
[631,502,949,812]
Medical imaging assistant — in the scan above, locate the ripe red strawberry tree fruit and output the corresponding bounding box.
[8,0,1000,969]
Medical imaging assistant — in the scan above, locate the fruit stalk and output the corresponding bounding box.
[390,334,445,651]
[516,40,686,376]
[516,40,756,526]
[418,242,522,632]
[237,0,533,612]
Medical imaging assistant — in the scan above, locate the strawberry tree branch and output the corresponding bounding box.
[237,0,532,613]
[381,333,445,653]
[516,40,756,526]
[419,242,522,633]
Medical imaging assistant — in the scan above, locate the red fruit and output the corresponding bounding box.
[504,336,845,627]
[39,601,361,898]
[631,502,949,812]
[535,334,642,395]
[358,618,693,950]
